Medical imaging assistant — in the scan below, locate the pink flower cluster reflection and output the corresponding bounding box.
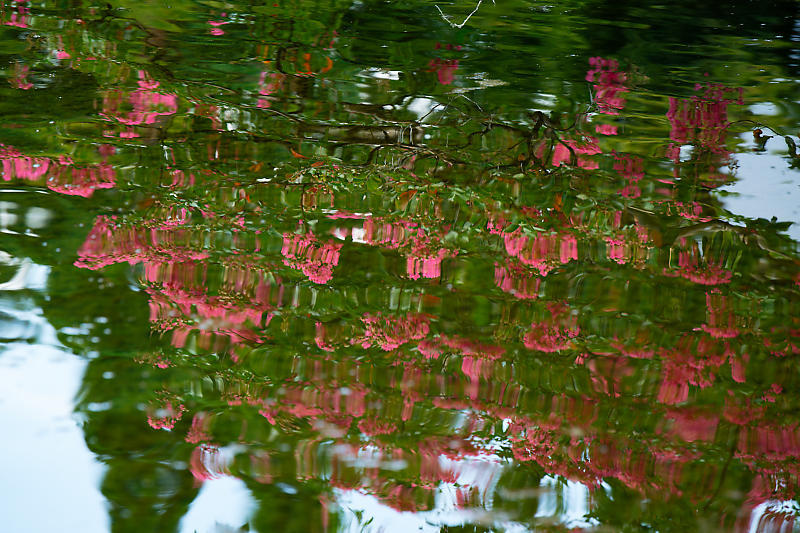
[675,243,733,285]
[281,230,342,284]
[1,144,115,197]
[427,43,461,85]
[100,71,178,136]
[362,216,457,280]
[586,57,629,115]
[361,313,430,351]
[523,303,580,352]
[503,230,577,276]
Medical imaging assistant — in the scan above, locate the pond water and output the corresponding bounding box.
[1,1,800,531]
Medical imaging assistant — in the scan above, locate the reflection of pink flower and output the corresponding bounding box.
[503,231,577,276]
[666,83,742,154]
[406,230,457,279]
[9,64,32,90]
[664,409,718,443]
[427,58,459,85]
[147,400,186,430]
[524,322,579,352]
[664,201,712,222]
[358,418,397,436]
[101,71,178,129]
[613,153,644,180]
[1,144,115,196]
[676,247,732,285]
[361,312,430,351]
[189,445,227,485]
[407,247,454,279]
[186,412,213,444]
[75,215,208,270]
[701,291,739,338]
[586,57,629,115]
[610,337,654,359]
[595,124,618,135]
[523,304,580,353]
[257,71,285,108]
[494,262,541,299]
[3,3,30,28]
[605,237,626,264]
[426,43,461,85]
[657,335,732,404]
[361,216,456,280]
[723,397,764,425]
[281,230,342,284]
[551,137,601,168]
[208,14,230,36]
[1,148,50,181]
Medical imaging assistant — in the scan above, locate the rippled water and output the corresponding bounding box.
[1,1,800,531]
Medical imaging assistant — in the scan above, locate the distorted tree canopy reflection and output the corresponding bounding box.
[1,0,800,531]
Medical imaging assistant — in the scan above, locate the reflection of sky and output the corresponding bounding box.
[0,248,107,533]
[721,136,800,240]
[0,342,108,533]
[179,477,257,533]
[334,463,596,532]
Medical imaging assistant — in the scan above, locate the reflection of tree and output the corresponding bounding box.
[3,0,800,531]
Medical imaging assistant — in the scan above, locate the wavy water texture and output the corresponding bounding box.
[2,1,800,532]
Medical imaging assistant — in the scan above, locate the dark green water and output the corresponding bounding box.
[1,0,800,531]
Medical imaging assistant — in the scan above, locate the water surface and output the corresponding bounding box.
[1,0,800,531]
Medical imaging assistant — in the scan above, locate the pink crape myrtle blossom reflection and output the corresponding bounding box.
[417,334,504,361]
[357,418,397,436]
[586,57,629,115]
[657,335,735,404]
[360,312,430,351]
[763,321,800,359]
[207,13,230,36]
[185,412,214,444]
[1,144,116,197]
[189,444,228,486]
[146,396,186,430]
[701,291,740,339]
[503,230,577,276]
[406,234,457,280]
[548,136,602,169]
[606,332,656,362]
[658,200,713,223]
[427,43,462,85]
[667,82,742,154]
[75,215,208,270]
[47,161,116,197]
[145,270,274,353]
[602,211,651,266]
[0,145,50,181]
[8,63,32,89]
[362,216,457,280]
[675,244,733,285]
[1,1,30,27]
[595,123,618,136]
[614,152,645,199]
[427,58,458,85]
[100,70,178,134]
[665,81,743,187]
[494,261,541,299]
[523,303,580,353]
[256,71,286,108]
[281,230,342,284]
[662,409,719,443]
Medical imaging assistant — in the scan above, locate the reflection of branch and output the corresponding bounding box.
[435,0,493,29]
[627,206,794,261]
